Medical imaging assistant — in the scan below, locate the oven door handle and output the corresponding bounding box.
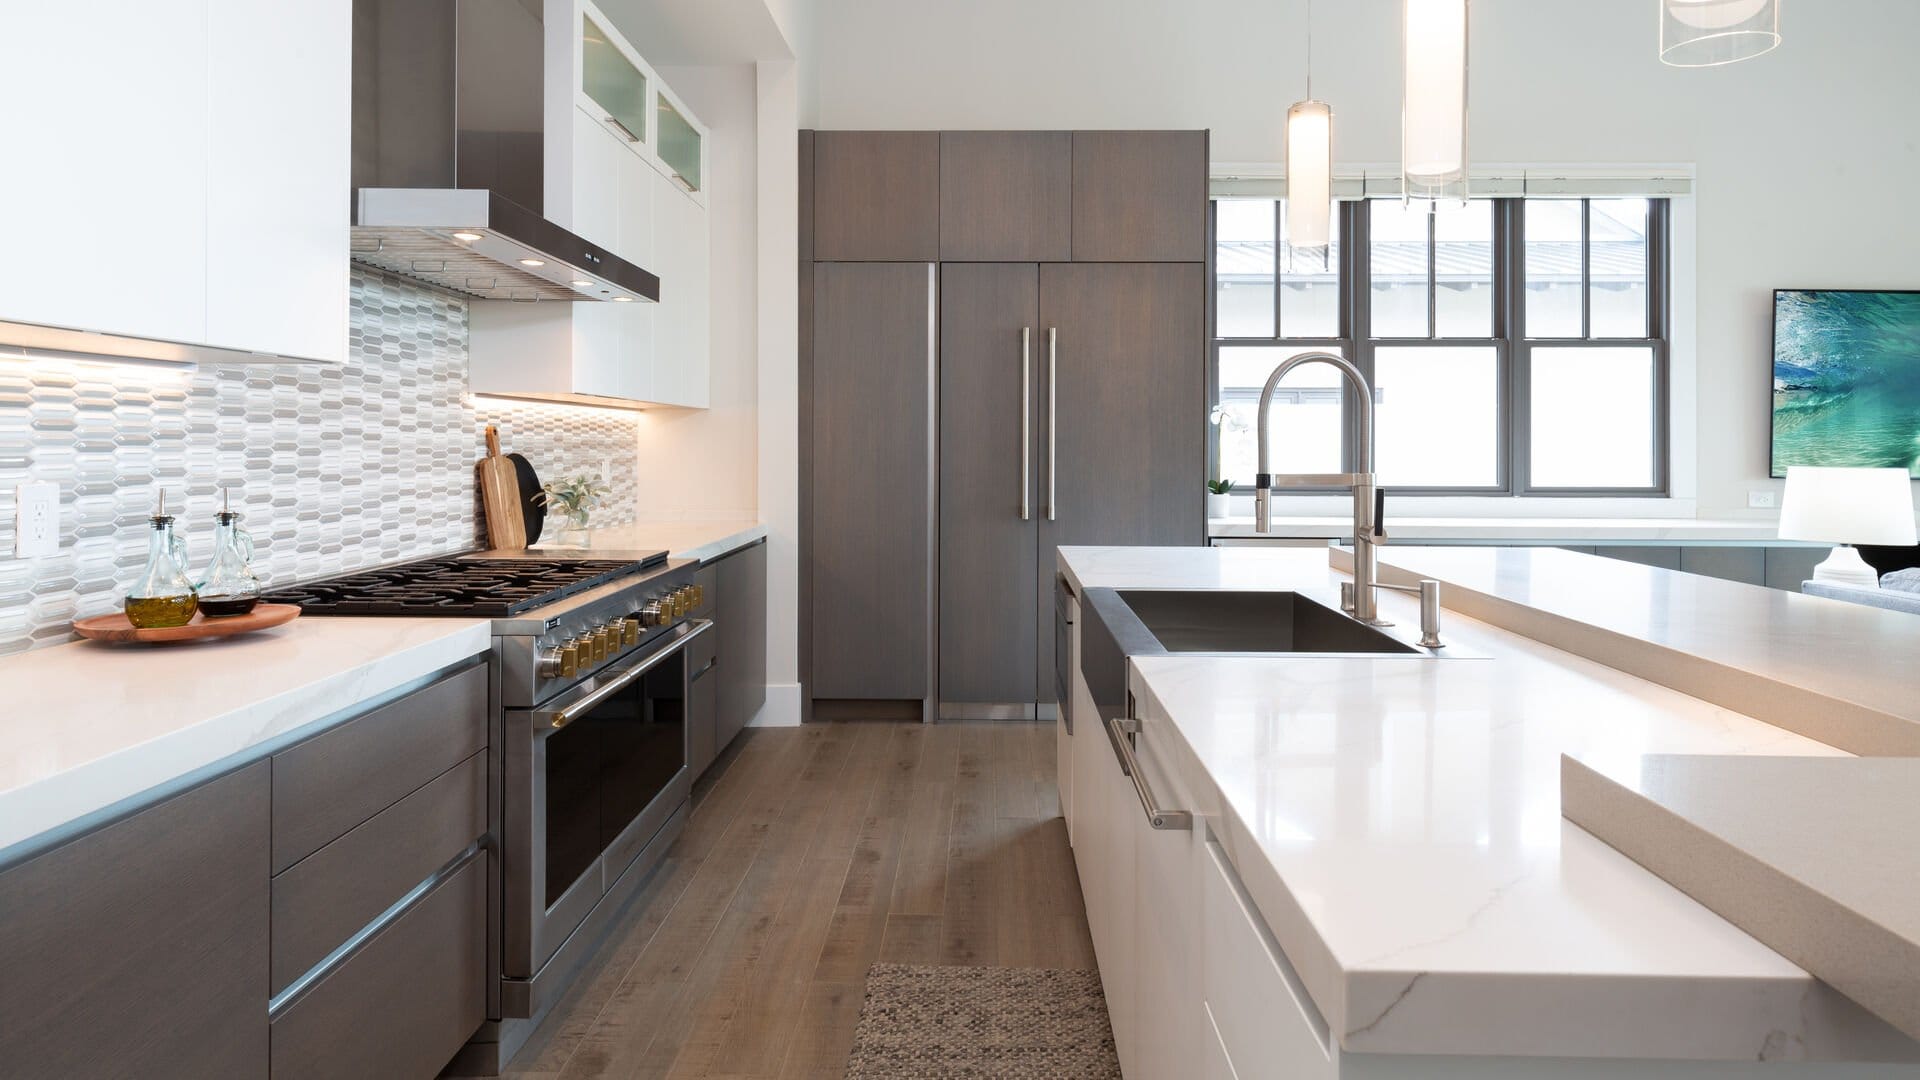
[543,619,714,731]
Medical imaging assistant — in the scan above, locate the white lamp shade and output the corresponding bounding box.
[1402,0,1469,201]
[1285,100,1333,250]
[1778,467,1919,546]
[1660,0,1779,67]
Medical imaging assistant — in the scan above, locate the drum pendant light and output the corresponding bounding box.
[1660,0,1780,67]
[1401,0,1470,205]
[1285,0,1333,255]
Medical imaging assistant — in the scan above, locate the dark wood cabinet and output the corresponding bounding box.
[940,132,1071,262]
[715,539,768,750]
[1035,263,1206,700]
[813,131,940,261]
[0,762,270,1079]
[940,263,1043,711]
[803,129,1205,714]
[1070,130,1208,262]
[810,262,937,702]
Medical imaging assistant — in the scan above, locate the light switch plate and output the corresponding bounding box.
[14,482,58,558]
[1748,490,1777,510]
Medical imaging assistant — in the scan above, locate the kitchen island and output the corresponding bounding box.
[1056,544,1920,1078]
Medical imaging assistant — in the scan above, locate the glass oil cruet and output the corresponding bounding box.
[124,490,199,628]
[197,487,261,618]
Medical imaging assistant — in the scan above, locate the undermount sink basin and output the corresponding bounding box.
[1114,589,1422,655]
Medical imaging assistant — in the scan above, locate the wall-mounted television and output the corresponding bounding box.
[1772,289,1920,478]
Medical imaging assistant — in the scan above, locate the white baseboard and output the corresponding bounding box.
[747,683,803,727]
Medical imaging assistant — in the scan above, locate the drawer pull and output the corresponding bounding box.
[1105,715,1192,831]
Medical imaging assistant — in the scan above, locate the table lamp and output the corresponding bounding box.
[1778,466,1918,587]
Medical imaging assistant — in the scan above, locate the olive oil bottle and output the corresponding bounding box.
[196,488,260,617]
[125,492,198,628]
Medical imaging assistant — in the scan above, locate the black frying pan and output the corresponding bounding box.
[508,453,545,544]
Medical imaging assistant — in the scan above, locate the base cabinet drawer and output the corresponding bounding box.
[1201,839,1335,1080]
[271,852,486,1079]
[271,751,487,994]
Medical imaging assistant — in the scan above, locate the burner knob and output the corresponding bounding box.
[693,584,705,608]
[589,627,609,662]
[675,587,694,616]
[621,617,640,645]
[594,624,617,656]
[557,639,581,678]
[640,599,669,626]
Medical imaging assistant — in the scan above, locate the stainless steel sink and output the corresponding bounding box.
[1114,589,1422,655]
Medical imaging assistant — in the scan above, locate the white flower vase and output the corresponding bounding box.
[1207,493,1233,519]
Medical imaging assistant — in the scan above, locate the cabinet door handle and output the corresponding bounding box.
[605,115,641,143]
[1047,327,1058,522]
[1021,327,1032,521]
[1105,715,1192,831]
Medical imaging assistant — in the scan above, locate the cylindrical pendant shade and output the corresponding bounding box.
[1402,0,1469,203]
[1285,99,1333,251]
[1661,0,1779,67]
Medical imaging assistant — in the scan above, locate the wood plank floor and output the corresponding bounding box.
[502,720,1095,1080]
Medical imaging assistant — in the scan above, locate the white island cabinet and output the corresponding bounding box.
[468,0,708,409]
[1059,544,1920,1080]
[0,0,348,365]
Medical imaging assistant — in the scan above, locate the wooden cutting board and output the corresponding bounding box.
[478,425,527,549]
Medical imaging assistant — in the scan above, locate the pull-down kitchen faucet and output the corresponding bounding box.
[1252,350,1442,645]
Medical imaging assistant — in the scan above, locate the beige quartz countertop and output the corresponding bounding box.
[1564,753,1920,1044]
[0,616,491,857]
[531,519,764,564]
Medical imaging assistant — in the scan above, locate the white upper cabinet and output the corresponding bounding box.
[472,0,705,408]
[205,0,349,363]
[0,0,348,364]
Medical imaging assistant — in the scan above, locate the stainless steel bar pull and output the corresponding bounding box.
[1047,327,1058,522]
[1106,715,1192,831]
[1021,327,1032,521]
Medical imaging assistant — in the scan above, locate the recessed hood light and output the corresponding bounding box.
[518,258,545,267]
[452,231,483,242]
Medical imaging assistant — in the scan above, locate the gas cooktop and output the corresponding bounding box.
[264,552,668,617]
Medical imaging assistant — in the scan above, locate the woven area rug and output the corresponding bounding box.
[844,963,1120,1079]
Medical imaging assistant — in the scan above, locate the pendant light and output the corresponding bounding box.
[1401,0,1469,204]
[1660,0,1779,67]
[1285,0,1333,254]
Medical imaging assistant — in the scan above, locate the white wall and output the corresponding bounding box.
[642,64,759,522]
[799,0,1920,518]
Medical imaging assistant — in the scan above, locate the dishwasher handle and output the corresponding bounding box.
[1105,714,1193,831]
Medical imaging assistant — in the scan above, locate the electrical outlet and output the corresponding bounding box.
[14,482,58,557]
[1748,490,1777,510]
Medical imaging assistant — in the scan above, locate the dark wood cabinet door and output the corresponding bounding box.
[940,132,1071,262]
[1036,263,1206,700]
[811,262,936,700]
[0,762,269,1079]
[814,132,940,261]
[715,540,767,749]
[939,264,1041,712]
[1070,131,1208,262]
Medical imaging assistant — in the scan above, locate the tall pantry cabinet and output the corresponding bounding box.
[802,130,1206,721]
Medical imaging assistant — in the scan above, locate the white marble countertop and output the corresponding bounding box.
[532,519,765,564]
[0,616,491,857]
[1061,545,1919,1063]
[1372,545,1920,756]
[1207,514,1815,542]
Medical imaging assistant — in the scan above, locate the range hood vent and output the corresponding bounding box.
[349,0,658,303]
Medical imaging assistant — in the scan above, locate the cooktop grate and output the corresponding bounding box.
[264,554,665,617]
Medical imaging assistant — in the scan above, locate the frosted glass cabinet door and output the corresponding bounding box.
[579,11,647,147]
[0,0,209,345]
[656,92,703,195]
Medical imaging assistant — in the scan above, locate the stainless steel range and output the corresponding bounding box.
[265,548,712,1050]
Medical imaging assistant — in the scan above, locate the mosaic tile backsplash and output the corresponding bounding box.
[0,268,640,653]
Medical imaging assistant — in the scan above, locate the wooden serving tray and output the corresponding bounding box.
[73,603,301,644]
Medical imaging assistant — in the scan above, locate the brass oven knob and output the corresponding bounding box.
[621,617,640,645]
[559,639,581,678]
[676,587,694,615]
[690,584,704,608]
[595,624,617,655]
[591,627,610,661]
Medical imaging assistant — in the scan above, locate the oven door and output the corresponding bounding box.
[503,619,712,983]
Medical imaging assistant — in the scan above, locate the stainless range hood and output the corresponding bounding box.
[350,0,659,303]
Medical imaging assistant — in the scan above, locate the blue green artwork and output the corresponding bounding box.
[1772,289,1920,477]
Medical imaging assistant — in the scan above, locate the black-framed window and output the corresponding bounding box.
[1210,195,1670,496]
